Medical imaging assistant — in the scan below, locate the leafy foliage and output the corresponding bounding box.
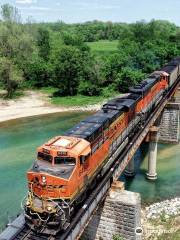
[37,27,50,61]
[113,234,124,240]
[53,46,85,96]
[115,67,146,93]
[0,4,180,99]
[0,58,23,98]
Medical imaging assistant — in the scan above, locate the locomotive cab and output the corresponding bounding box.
[24,136,91,235]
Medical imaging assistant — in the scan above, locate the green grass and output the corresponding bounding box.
[40,87,59,95]
[40,87,119,107]
[157,229,180,240]
[87,40,119,55]
[51,95,106,107]
[149,215,180,240]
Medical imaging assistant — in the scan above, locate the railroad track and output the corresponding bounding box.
[14,226,55,240]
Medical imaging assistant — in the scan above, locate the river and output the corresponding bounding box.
[0,112,179,230]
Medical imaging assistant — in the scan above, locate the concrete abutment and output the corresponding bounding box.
[81,182,142,240]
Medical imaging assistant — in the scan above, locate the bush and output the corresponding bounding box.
[78,81,101,96]
[113,234,124,240]
[101,84,118,98]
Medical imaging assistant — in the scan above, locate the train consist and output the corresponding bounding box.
[24,57,180,235]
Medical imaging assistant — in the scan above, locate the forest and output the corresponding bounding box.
[0,4,180,98]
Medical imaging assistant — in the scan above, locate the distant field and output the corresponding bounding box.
[87,40,119,55]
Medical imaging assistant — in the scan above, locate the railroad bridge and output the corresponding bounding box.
[0,84,179,240]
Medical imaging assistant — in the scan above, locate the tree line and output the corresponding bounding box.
[0,4,180,98]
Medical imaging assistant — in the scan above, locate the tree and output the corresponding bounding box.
[25,56,52,87]
[0,4,35,91]
[1,4,21,23]
[115,67,145,93]
[103,53,129,86]
[0,58,23,97]
[37,27,50,61]
[53,46,84,96]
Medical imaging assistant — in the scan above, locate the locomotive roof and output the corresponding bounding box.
[82,114,109,125]
[102,95,138,111]
[130,77,157,94]
[167,57,180,65]
[97,109,121,121]
[40,135,91,156]
[65,121,102,138]
[161,64,178,74]
[65,109,121,142]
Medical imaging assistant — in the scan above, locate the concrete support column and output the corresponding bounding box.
[124,157,135,177]
[146,127,158,180]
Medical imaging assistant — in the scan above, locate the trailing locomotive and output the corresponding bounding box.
[24,57,180,235]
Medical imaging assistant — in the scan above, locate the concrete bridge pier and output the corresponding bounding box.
[146,127,159,180]
[124,157,135,177]
[81,181,142,240]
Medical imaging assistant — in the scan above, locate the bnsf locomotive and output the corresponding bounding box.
[24,57,180,234]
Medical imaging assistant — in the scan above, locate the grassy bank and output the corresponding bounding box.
[41,87,109,107]
[157,230,180,240]
[146,215,180,240]
[51,95,106,106]
[87,40,119,55]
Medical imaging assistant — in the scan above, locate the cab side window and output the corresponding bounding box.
[80,154,90,165]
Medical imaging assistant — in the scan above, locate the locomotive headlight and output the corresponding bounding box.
[26,200,30,206]
[42,176,46,183]
[47,206,52,212]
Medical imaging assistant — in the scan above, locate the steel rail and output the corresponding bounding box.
[14,226,55,240]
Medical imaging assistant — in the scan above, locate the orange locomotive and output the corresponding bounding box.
[24,58,180,234]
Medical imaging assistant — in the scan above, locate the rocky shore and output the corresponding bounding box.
[142,197,180,239]
[145,197,180,219]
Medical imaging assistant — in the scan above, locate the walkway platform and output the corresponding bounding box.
[0,214,25,240]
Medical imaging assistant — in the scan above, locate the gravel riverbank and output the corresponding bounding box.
[0,91,101,123]
[145,197,180,219]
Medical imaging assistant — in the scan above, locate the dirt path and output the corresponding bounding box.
[0,91,100,123]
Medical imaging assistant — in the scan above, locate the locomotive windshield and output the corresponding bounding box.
[38,152,52,163]
[35,153,76,179]
[54,157,76,165]
[37,152,76,166]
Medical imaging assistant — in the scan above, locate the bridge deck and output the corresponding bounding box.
[0,214,25,240]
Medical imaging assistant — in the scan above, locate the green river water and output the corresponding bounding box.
[0,112,180,230]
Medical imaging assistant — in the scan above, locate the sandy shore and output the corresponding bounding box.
[0,91,101,123]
